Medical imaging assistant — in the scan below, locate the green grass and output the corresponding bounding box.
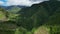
[0,11,6,20]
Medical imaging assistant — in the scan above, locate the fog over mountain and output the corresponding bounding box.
[0,0,49,6]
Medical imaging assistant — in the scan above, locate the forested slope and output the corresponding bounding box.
[0,0,60,34]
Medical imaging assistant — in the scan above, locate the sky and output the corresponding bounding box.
[0,0,49,6]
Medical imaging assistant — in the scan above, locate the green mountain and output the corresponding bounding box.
[8,6,22,13]
[17,1,60,31]
[0,0,60,34]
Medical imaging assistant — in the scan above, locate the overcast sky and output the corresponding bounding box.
[0,0,49,6]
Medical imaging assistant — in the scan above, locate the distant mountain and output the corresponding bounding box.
[0,5,27,10]
[8,6,22,13]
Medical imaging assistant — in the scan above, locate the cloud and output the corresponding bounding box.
[0,0,49,6]
[6,0,49,6]
[0,1,4,5]
[6,0,33,6]
[30,0,49,2]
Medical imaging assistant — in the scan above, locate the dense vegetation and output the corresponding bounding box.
[0,0,60,34]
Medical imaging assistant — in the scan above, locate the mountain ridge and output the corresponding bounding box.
[0,5,28,10]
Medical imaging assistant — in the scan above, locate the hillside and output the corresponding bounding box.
[8,6,21,13]
[17,1,60,34]
[0,0,60,34]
